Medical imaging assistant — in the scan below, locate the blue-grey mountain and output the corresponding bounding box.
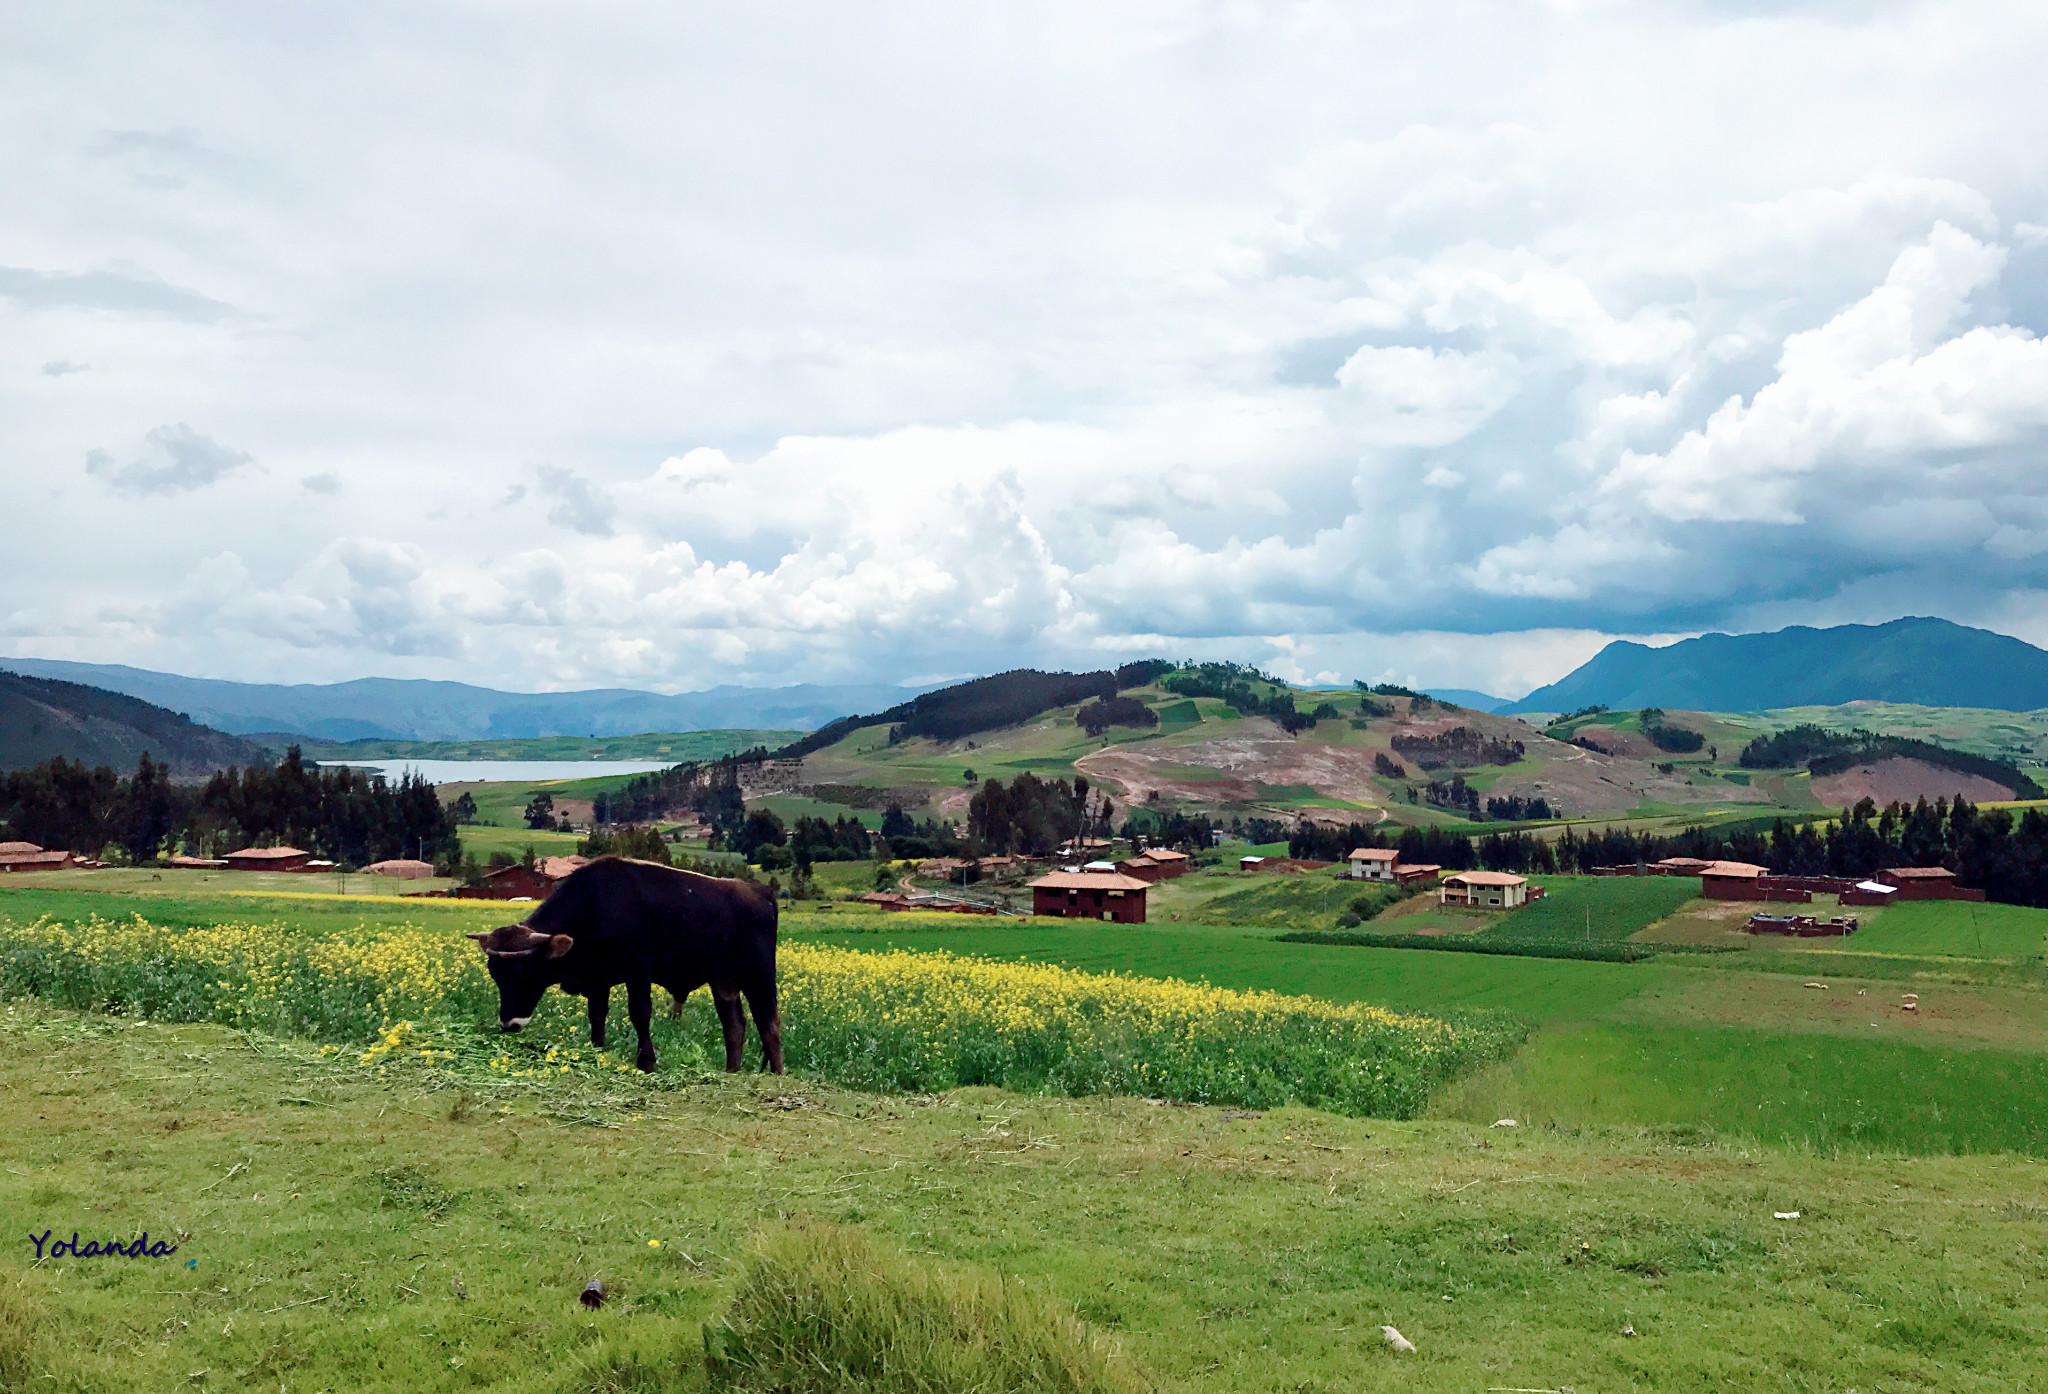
[0,658,938,743]
[1506,618,2048,714]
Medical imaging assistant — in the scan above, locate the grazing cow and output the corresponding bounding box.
[467,856,783,1074]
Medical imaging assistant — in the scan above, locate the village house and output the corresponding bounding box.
[1440,870,1534,909]
[1345,848,1400,881]
[1028,870,1149,923]
[1346,847,1442,887]
[0,842,75,872]
[1697,860,1770,899]
[1876,867,1985,901]
[1117,848,1191,882]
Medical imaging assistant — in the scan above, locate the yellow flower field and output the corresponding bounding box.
[0,912,1522,1116]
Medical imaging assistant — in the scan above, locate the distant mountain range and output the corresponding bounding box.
[1506,618,2048,714]
[1423,688,1512,713]
[0,670,264,775]
[0,658,940,743]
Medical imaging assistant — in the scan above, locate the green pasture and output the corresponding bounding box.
[1492,874,1700,944]
[1436,1021,2048,1155]
[1846,898,2048,961]
[9,1006,2048,1393]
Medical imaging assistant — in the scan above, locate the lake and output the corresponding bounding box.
[320,759,679,785]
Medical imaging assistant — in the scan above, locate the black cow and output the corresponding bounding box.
[467,856,783,1074]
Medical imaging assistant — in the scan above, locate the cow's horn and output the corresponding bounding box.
[467,931,491,942]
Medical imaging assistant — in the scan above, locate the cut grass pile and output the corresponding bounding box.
[706,1223,1152,1394]
[1435,1021,2048,1154]
[0,910,1520,1117]
[7,1003,2048,1393]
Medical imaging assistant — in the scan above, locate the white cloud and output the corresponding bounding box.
[6,2,2048,694]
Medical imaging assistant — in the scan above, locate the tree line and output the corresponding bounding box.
[0,748,458,868]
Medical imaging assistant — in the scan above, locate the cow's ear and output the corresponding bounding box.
[546,934,574,959]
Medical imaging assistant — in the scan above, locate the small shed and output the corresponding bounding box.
[1441,870,1532,909]
[1135,848,1190,879]
[223,846,313,873]
[1029,870,1149,923]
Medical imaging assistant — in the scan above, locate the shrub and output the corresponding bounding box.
[706,1223,1153,1394]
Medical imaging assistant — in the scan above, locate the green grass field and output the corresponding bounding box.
[9,1004,2047,1393]
[1848,899,2048,960]
[1436,1021,2048,1153]
[1493,874,1701,944]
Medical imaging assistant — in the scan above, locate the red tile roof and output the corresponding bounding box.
[0,841,43,855]
[1445,870,1528,886]
[1030,871,1152,892]
[1700,861,1768,879]
[225,846,310,861]
[1883,866,1956,880]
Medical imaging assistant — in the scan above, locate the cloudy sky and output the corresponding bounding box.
[7,1,2048,699]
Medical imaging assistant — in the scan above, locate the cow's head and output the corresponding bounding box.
[467,923,574,1031]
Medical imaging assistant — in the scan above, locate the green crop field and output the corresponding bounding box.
[1846,899,2048,961]
[1437,1021,2048,1154]
[1492,874,1701,944]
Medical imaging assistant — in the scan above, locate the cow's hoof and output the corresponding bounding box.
[637,1058,657,1073]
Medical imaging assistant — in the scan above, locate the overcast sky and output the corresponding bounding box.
[6,1,2048,698]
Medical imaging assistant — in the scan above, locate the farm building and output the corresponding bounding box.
[0,846,74,872]
[365,859,436,879]
[1028,870,1149,923]
[449,864,557,900]
[167,855,227,869]
[1118,849,1191,882]
[1877,867,1986,901]
[223,846,313,873]
[539,855,591,880]
[1698,860,1769,899]
[1345,848,1439,886]
[1345,848,1399,880]
[1440,870,1533,909]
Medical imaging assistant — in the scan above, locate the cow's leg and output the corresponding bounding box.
[668,986,687,1018]
[627,979,657,1073]
[587,988,609,1049]
[744,982,784,1076]
[712,982,747,1072]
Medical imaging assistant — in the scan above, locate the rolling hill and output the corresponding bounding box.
[1506,617,2048,714]
[0,658,939,742]
[0,670,264,775]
